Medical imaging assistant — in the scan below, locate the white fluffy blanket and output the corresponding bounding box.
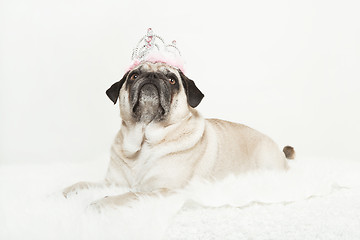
[1,157,360,240]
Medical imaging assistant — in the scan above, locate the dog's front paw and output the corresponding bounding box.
[62,181,90,198]
[89,192,139,212]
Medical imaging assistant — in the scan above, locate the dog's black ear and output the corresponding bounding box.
[106,72,128,104]
[179,71,204,108]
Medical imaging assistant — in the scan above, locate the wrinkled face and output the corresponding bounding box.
[106,62,204,124]
[127,62,182,122]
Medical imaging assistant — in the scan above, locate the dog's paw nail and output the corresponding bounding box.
[62,190,71,199]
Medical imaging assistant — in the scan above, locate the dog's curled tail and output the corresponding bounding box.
[283,146,295,160]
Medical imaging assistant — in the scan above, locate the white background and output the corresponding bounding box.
[0,0,359,164]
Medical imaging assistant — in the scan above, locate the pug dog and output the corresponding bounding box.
[63,61,295,208]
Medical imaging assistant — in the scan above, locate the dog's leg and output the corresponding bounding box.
[89,189,172,210]
[63,181,114,198]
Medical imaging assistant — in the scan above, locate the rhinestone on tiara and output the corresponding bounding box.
[131,28,182,62]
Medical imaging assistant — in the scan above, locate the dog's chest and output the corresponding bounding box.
[121,143,186,191]
[112,119,206,191]
[127,143,155,178]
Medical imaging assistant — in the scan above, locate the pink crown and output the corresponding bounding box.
[126,28,185,72]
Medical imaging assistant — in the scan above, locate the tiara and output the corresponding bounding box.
[127,28,185,72]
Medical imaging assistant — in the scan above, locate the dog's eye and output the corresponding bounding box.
[130,74,138,81]
[168,78,176,85]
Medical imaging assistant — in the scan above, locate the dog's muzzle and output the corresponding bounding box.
[129,73,172,120]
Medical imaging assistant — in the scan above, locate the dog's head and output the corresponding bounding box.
[106,62,204,123]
